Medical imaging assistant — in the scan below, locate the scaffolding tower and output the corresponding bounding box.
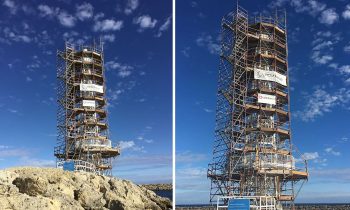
[207,5,308,209]
[55,41,120,176]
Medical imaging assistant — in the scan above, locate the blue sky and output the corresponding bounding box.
[0,0,172,184]
[176,0,350,204]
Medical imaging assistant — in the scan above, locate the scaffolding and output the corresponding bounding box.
[55,41,120,176]
[207,5,308,210]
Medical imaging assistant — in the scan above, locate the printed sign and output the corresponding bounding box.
[254,68,287,86]
[257,93,276,105]
[82,100,96,108]
[63,161,75,171]
[228,199,250,210]
[82,57,93,63]
[260,34,271,40]
[80,83,104,93]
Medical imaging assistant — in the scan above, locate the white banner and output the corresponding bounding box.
[82,100,96,108]
[254,68,287,86]
[275,72,287,86]
[257,93,276,105]
[82,57,93,63]
[80,83,104,93]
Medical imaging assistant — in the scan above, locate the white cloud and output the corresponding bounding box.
[57,11,76,27]
[296,87,350,121]
[93,12,104,21]
[196,34,220,55]
[34,30,54,47]
[107,80,137,106]
[124,0,139,15]
[155,16,171,37]
[118,140,144,152]
[76,2,93,21]
[20,157,55,167]
[325,147,341,156]
[133,15,157,31]
[62,31,90,45]
[26,76,32,82]
[21,5,35,15]
[328,63,338,69]
[37,4,57,17]
[108,89,123,101]
[319,8,339,25]
[26,55,45,71]
[339,65,350,74]
[63,31,79,39]
[269,0,289,8]
[3,27,31,43]
[315,31,332,38]
[344,43,350,53]
[330,64,350,85]
[119,141,135,150]
[0,145,9,149]
[302,152,319,160]
[203,108,213,113]
[144,139,153,143]
[105,59,133,78]
[93,19,123,32]
[0,146,55,168]
[176,151,208,163]
[311,51,333,64]
[113,154,171,183]
[102,34,115,42]
[290,0,326,16]
[0,146,28,157]
[118,70,132,78]
[3,0,17,14]
[181,47,190,57]
[312,168,350,182]
[342,4,350,20]
[177,167,207,178]
[191,1,198,8]
[310,31,341,65]
[312,41,334,51]
[17,35,31,43]
[340,137,349,143]
[7,109,18,114]
[345,78,350,85]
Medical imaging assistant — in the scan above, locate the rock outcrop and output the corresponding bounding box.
[0,167,172,210]
[141,184,172,191]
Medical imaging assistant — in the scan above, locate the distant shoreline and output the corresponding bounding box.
[176,203,350,210]
[141,183,172,191]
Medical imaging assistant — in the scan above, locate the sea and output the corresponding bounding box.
[154,190,173,200]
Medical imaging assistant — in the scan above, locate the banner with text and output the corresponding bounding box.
[82,100,96,108]
[80,83,104,93]
[254,68,287,86]
[258,93,276,105]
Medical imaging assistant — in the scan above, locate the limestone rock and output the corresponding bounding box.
[0,167,172,210]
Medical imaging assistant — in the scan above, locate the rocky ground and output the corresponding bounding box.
[0,167,172,210]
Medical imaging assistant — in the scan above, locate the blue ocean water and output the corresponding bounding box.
[154,190,173,200]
